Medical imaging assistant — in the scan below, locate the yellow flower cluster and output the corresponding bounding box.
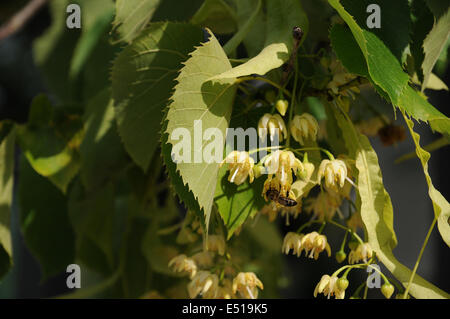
[220,151,255,185]
[282,231,331,259]
[314,275,348,299]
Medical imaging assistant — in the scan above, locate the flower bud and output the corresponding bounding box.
[337,277,349,291]
[335,250,347,263]
[275,99,289,116]
[381,283,395,299]
[297,161,315,182]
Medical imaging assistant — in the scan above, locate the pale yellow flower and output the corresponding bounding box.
[232,272,264,299]
[348,242,373,264]
[168,254,197,279]
[290,113,319,145]
[304,190,342,221]
[191,251,214,268]
[314,274,346,299]
[318,159,348,189]
[260,203,279,222]
[301,231,331,260]
[258,113,288,142]
[205,235,226,256]
[188,271,219,299]
[282,232,305,257]
[216,279,236,299]
[220,151,255,185]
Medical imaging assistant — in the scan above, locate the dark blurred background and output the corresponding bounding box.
[0,1,448,298]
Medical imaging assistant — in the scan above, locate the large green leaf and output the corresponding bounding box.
[421,7,450,91]
[402,113,450,247]
[80,89,129,190]
[68,181,115,274]
[0,128,14,279]
[112,0,161,43]
[333,106,449,299]
[212,0,309,79]
[19,158,75,279]
[111,22,203,171]
[341,0,411,62]
[329,0,409,105]
[409,0,434,82]
[165,30,236,229]
[17,96,83,193]
[215,165,265,239]
[328,15,450,136]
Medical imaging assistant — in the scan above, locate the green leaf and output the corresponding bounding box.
[165,29,236,229]
[0,128,14,279]
[234,0,266,58]
[68,180,115,274]
[215,165,265,239]
[80,89,129,190]
[421,7,450,92]
[111,22,203,171]
[329,17,450,137]
[401,112,450,247]
[112,0,161,43]
[191,0,238,35]
[333,105,449,299]
[341,0,411,62]
[409,0,434,83]
[69,7,115,80]
[33,0,81,102]
[17,96,82,193]
[212,0,309,79]
[223,0,262,55]
[19,157,75,279]
[395,136,449,164]
[0,120,14,145]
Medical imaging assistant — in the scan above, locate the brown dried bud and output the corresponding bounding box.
[293,26,304,41]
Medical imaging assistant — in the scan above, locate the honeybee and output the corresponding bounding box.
[265,188,280,201]
[277,193,298,207]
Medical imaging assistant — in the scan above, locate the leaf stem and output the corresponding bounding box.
[403,216,437,298]
[237,76,292,98]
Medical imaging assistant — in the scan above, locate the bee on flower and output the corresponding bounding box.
[318,158,348,191]
[168,254,197,279]
[258,113,288,142]
[232,272,264,299]
[290,113,319,145]
[314,274,347,299]
[262,150,303,206]
[348,242,373,264]
[188,271,220,299]
[205,234,226,256]
[220,151,255,185]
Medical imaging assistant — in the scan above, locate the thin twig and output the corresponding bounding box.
[0,0,48,41]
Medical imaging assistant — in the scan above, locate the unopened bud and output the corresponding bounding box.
[337,277,349,291]
[381,283,395,299]
[275,99,289,116]
[335,250,347,263]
